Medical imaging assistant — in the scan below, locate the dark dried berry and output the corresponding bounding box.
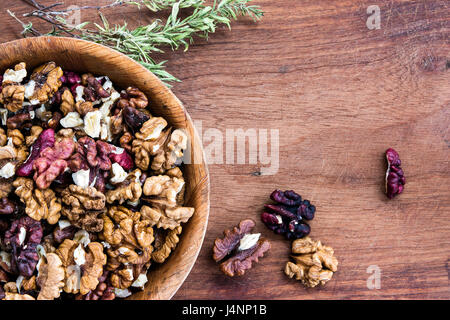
[261,189,315,240]
[385,148,406,199]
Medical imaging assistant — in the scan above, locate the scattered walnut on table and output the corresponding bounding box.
[213,219,271,277]
[285,236,338,288]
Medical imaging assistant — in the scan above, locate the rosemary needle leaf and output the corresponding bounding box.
[8,0,263,85]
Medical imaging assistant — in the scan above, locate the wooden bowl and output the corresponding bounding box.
[0,37,210,300]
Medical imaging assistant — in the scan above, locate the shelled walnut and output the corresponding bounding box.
[152,226,182,263]
[213,219,270,277]
[284,237,338,288]
[13,177,61,224]
[0,61,194,300]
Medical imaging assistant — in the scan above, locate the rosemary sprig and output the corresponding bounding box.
[8,0,263,86]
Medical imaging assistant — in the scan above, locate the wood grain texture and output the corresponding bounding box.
[0,0,449,299]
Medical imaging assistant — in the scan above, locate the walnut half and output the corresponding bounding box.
[285,236,338,288]
[212,219,271,277]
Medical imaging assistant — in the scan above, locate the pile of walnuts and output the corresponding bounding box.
[0,62,194,300]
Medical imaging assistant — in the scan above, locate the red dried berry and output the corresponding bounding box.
[385,148,406,199]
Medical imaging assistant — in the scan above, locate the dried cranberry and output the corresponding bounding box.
[261,190,315,240]
[385,148,406,199]
[16,128,55,177]
[4,216,43,277]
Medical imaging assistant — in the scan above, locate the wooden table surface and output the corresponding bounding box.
[1,0,449,299]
